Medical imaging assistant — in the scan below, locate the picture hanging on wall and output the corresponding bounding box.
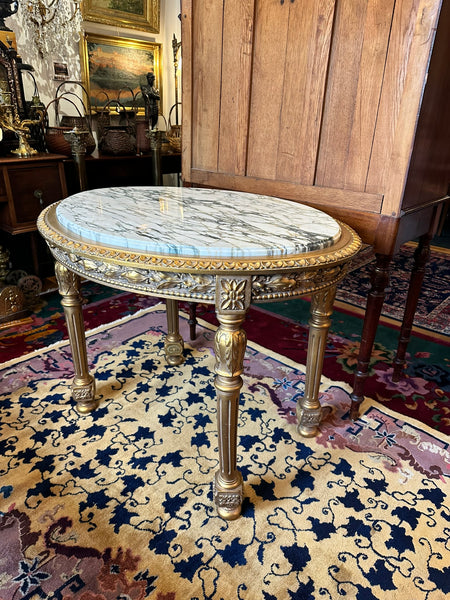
[80,32,162,113]
[53,62,69,81]
[82,0,160,33]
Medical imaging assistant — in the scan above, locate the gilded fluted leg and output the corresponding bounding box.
[55,261,96,414]
[297,285,337,437]
[213,276,251,520]
[164,299,184,365]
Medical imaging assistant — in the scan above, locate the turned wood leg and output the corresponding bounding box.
[350,253,392,420]
[392,234,432,381]
[213,275,251,520]
[297,285,337,437]
[188,302,198,340]
[164,299,184,365]
[55,261,96,414]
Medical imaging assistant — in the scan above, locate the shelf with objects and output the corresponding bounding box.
[0,20,65,322]
[0,26,182,322]
[59,82,181,194]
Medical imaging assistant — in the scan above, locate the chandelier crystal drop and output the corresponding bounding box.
[23,0,82,58]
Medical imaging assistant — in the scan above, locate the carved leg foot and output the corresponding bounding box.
[55,262,96,414]
[213,276,251,519]
[350,253,392,420]
[164,299,184,366]
[392,234,431,382]
[213,470,243,521]
[298,285,337,437]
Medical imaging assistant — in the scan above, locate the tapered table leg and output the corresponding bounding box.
[213,275,251,520]
[392,234,431,382]
[350,253,392,420]
[55,261,96,414]
[164,299,184,365]
[297,285,337,437]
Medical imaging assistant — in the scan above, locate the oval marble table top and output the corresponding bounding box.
[56,186,341,259]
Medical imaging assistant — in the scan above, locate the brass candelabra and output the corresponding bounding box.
[0,103,42,157]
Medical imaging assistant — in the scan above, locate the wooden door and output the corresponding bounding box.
[181,0,444,222]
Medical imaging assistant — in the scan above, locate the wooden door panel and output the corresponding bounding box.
[275,0,335,185]
[246,1,290,181]
[366,0,442,213]
[218,0,255,175]
[315,0,395,191]
[191,0,224,172]
[247,0,335,185]
[182,0,445,223]
[402,0,450,211]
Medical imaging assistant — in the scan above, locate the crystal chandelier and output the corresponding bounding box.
[23,0,82,58]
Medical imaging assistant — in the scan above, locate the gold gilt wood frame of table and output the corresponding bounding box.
[38,203,361,520]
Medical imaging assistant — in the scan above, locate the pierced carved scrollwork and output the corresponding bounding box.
[252,264,345,298]
[50,243,350,308]
[50,247,217,301]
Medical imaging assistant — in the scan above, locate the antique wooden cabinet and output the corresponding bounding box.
[0,155,67,235]
[0,154,68,276]
[180,0,450,413]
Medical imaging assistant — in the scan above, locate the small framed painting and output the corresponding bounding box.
[82,0,160,33]
[53,62,69,81]
[80,32,162,113]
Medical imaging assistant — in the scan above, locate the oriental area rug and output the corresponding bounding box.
[1,243,449,435]
[1,306,449,600]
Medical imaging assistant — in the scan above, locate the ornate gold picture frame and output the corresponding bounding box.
[80,33,162,113]
[82,0,160,34]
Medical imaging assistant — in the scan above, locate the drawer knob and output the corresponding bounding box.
[34,189,44,206]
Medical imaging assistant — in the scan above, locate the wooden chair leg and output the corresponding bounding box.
[392,234,431,382]
[350,253,392,420]
[188,302,198,340]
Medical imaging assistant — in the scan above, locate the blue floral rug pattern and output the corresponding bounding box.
[0,307,449,599]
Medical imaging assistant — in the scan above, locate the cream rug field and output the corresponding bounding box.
[0,305,449,600]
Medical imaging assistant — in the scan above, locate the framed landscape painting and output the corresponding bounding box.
[82,0,160,33]
[80,33,162,113]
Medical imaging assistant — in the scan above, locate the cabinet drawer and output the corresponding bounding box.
[0,161,66,233]
[9,163,64,222]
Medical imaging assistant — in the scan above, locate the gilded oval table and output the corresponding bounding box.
[37,186,361,520]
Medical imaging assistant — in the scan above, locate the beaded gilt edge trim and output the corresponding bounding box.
[37,202,362,274]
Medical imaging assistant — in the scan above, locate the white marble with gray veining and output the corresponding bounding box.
[55,186,341,258]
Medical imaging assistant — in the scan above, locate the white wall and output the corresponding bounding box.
[7,0,181,125]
